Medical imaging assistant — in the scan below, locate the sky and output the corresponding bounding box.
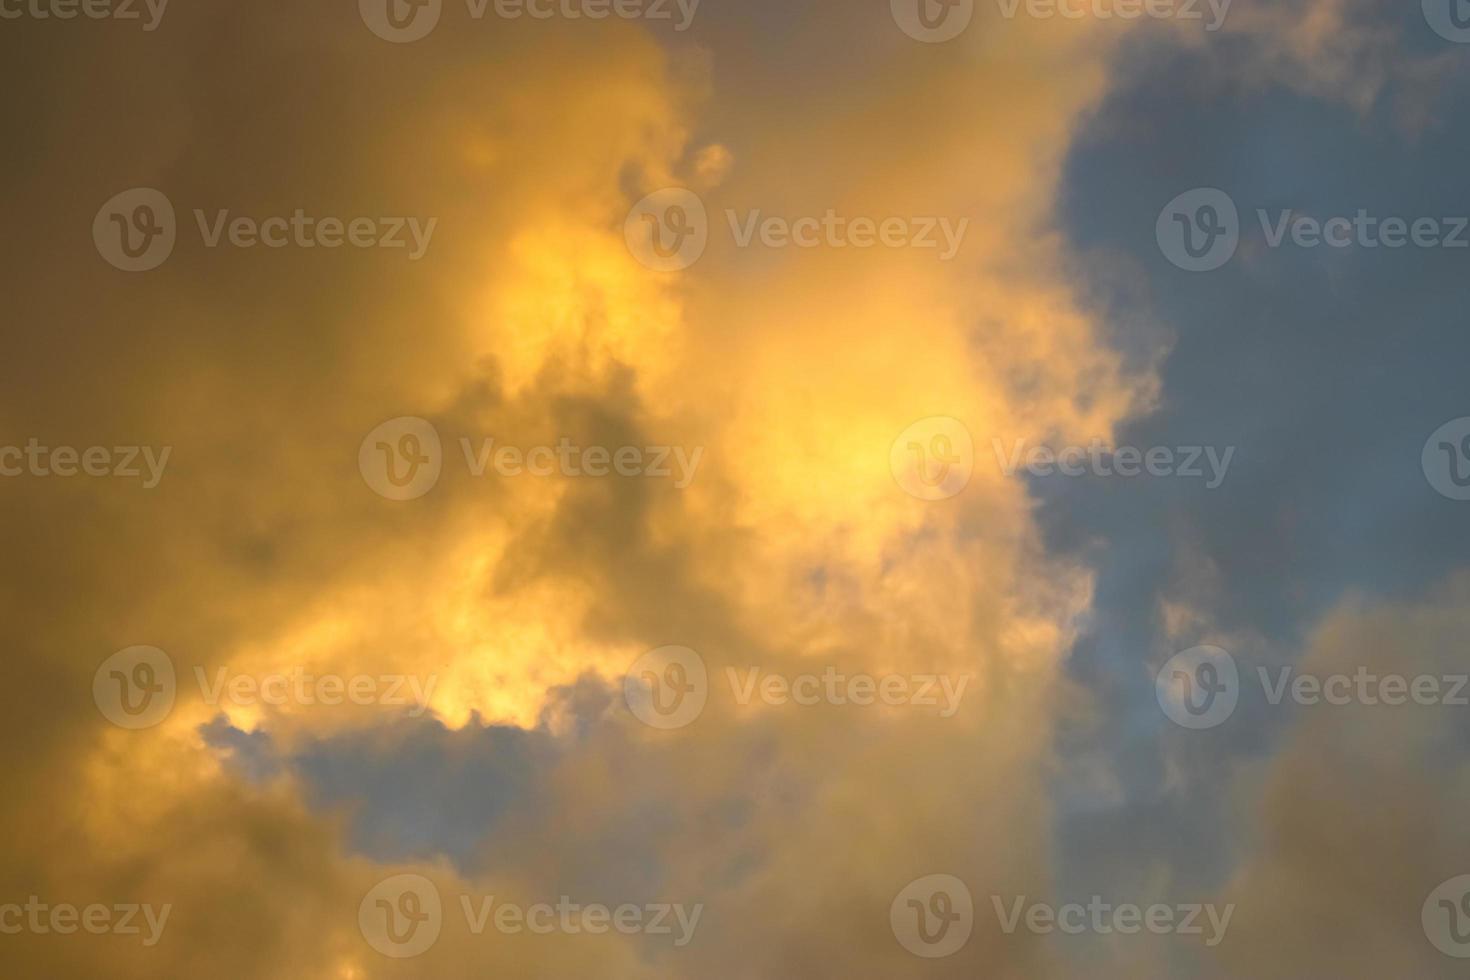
[2,0,1470,976]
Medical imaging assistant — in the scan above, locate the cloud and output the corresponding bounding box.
[9,0,1462,977]
[1211,577,1470,978]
